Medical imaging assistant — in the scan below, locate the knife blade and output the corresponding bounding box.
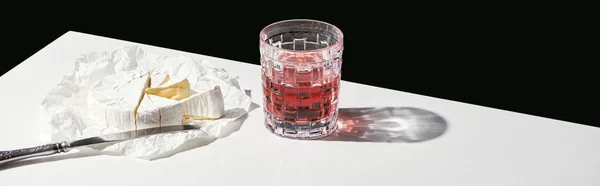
[0,125,201,165]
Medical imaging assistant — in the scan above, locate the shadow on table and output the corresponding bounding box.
[319,107,448,143]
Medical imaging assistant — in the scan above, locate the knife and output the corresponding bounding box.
[0,124,201,165]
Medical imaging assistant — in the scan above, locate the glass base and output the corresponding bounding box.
[265,111,339,140]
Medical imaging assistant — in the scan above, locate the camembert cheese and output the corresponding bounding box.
[87,70,226,130]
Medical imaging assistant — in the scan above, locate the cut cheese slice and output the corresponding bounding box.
[135,93,184,129]
[87,70,152,130]
[133,73,152,125]
[181,86,225,120]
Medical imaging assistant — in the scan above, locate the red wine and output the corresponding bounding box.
[263,73,340,124]
[261,52,342,138]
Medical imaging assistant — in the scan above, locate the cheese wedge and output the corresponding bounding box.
[182,86,225,120]
[88,71,152,130]
[136,93,184,129]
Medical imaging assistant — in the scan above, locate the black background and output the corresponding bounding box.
[1,6,596,127]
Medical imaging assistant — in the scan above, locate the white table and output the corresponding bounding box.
[1,31,599,186]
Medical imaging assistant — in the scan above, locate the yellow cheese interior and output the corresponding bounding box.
[145,79,191,101]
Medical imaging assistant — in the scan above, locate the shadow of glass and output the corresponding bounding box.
[319,107,448,143]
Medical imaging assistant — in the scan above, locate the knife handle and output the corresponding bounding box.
[0,141,71,165]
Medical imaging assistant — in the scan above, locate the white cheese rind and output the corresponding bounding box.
[181,86,225,119]
[87,71,150,130]
[88,70,186,130]
[136,94,184,129]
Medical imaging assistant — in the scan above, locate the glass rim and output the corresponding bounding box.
[259,19,344,53]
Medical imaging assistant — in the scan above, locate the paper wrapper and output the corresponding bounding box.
[40,46,254,160]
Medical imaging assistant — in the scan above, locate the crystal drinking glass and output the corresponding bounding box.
[260,19,344,139]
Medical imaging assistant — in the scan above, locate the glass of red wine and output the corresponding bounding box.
[260,19,344,139]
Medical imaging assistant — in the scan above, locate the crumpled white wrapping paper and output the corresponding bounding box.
[40,45,254,160]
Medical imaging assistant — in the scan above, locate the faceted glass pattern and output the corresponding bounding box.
[260,19,344,139]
